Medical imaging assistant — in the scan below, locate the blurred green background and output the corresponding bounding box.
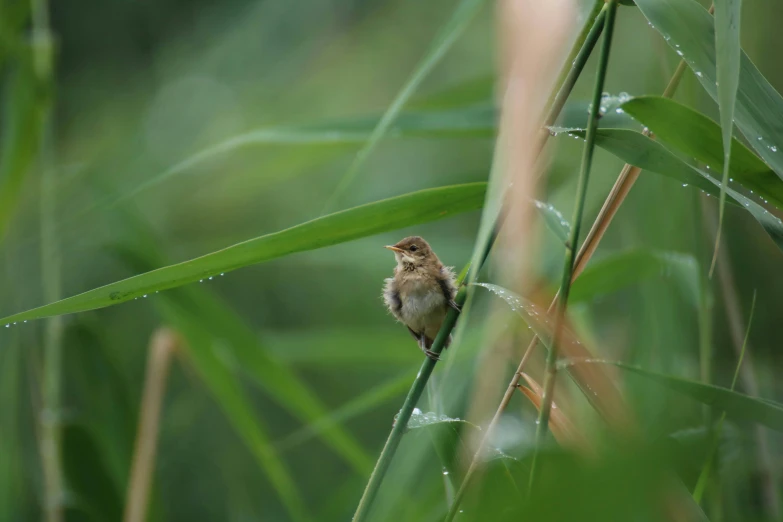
[2,0,783,520]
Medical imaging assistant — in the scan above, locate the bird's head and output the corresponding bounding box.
[385,236,435,268]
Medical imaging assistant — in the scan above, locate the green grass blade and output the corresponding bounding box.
[158,299,310,522]
[620,96,783,209]
[635,0,783,179]
[692,289,755,503]
[534,200,572,244]
[276,369,416,453]
[0,55,46,238]
[561,128,721,196]
[565,128,783,252]
[0,183,486,323]
[711,0,742,274]
[579,360,783,432]
[115,245,375,476]
[570,249,699,307]
[118,106,495,206]
[321,0,486,212]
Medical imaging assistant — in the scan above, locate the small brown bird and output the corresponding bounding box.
[383,236,459,361]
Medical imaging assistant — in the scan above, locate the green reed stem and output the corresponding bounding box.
[441,6,609,520]
[351,227,496,522]
[31,0,61,519]
[693,290,756,504]
[527,0,619,494]
[544,0,607,130]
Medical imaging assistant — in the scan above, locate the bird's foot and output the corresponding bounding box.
[424,349,441,362]
[448,299,461,313]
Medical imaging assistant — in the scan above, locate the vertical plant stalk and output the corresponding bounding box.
[444,26,696,522]
[351,230,496,522]
[703,203,781,518]
[353,4,608,518]
[124,329,179,522]
[32,0,60,519]
[536,1,608,156]
[692,290,755,504]
[527,0,619,491]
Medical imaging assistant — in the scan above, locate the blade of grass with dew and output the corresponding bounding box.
[567,128,783,251]
[0,183,486,324]
[529,0,620,493]
[560,127,723,196]
[710,0,742,274]
[569,249,700,308]
[403,413,519,512]
[157,299,309,522]
[534,199,572,244]
[635,0,783,180]
[619,96,782,209]
[321,0,486,212]
[693,290,755,503]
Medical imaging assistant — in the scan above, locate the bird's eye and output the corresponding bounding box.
[409,245,418,252]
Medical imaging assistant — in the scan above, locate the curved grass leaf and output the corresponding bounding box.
[404,410,515,484]
[114,240,374,476]
[579,361,783,432]
[570,249,699,307]
[567,128,783,252]
[534,200,571,243]
[323,0,487,211]
[635,0,783,179]
[559,127,719,195]
[0,183,486,323]
[276,369,416,453]
[158,299,309,522]
[713,0,742,271]
[129,106,495,204]
[474,283,631,433]
[620,96,783,210]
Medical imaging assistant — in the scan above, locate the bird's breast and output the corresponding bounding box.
[398,276,446,333]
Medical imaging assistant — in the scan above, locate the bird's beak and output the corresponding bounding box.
[385,245,404,253]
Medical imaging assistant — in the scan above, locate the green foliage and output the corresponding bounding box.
[0,183,486,323]
[2,0,783,520]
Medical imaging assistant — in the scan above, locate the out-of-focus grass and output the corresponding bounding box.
[1,0,783,521]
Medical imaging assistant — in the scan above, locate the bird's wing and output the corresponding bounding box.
[383,277,403,317]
